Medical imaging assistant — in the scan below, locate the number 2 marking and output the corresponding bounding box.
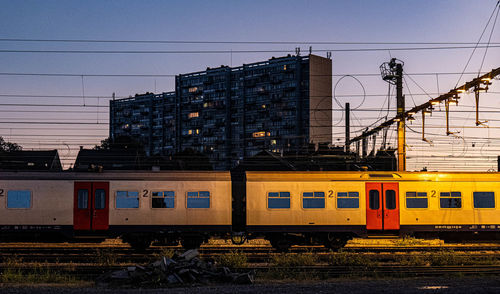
[0,189,4,197]
[328,190,334,198]
[143,190,148,197]
[431,190,436,197]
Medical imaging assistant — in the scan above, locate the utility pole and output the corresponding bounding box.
[345,103,350,153]
[395,62,405,171]
[380,58,405,171]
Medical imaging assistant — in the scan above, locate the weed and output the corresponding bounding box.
[396,251,498,266]
[152,247,176,260]
[215,250,248,268]
[94,248,117,266]
[1,264,80,284]
[327,251,373,266]
[393,236,426,246]
[271,253,318,267]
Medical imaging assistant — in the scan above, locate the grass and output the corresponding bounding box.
[392,236,427,246]
[271,252,318,267]
[215,250,248,268]
[0,256,82,284]
[94,248,117,266]
[396,250,499,266]
[326,251,374,266]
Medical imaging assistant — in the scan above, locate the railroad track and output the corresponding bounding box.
[1,243,500,264]
[2,264,500,281]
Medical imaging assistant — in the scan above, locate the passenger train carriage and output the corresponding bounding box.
[0,171,231,249]
[0,170,499,250]
[245,171,500,250]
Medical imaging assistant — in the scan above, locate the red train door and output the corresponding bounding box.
[365,182,399,230]
[74,182,109,231]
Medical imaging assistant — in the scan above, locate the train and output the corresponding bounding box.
[1,170,499,250]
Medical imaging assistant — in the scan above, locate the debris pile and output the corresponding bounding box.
[97,249,255,287]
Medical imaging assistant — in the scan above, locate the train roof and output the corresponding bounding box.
[0,170,231,181]
[246,171,500,182]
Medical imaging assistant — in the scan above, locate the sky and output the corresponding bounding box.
[0,0,499,171]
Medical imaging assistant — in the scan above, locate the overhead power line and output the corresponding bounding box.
[1,38,500,45]
[0,71,493,78]
[1,45,500,54]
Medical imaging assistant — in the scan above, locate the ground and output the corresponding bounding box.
[1,276,500,293]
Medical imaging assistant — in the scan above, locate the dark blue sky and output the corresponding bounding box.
[0,0,499,170]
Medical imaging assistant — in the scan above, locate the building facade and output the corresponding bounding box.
[110,54,332,170]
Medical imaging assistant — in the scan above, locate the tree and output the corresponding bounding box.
[93,136,145,153]
[0,136,22,152]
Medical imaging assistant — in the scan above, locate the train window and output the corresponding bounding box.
[406,192,428,208]
[268,192,291,209]
[187,191,210,208]
[302,192,325,209]
[95,189,106,210]
[337,192,359,209]
[116,191,139,208]
[369,190,379,210]
[473,192,495,208]
[440,192,462,208]
[152,191,175,208]
[385,190,396,210]
[77,189,88,209]
[7,190,31,209]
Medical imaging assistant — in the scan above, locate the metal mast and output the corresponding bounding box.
[380,58,405,171]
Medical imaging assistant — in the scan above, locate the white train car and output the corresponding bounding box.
[0,171,232,249]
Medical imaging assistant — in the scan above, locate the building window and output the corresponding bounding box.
[337,192,359,209]
[188,112,199,119]
[252,131,266,138]
[303,192,325,209]
[440,192,462,208]
[268,192,291,209]
[473,192,495,208]
[188,87,198,93]
[7,190,31,209]
[406,192,428,208]
[116,191,139,208]
[152,191,175,208]
[187,191,210,208]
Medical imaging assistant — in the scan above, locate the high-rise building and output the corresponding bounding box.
[110,54,332,170]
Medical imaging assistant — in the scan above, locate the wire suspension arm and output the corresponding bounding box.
[349,66,500,144]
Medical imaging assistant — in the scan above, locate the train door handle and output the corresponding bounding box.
[93,210,97,217]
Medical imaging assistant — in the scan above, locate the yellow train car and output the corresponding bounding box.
[245,171,500,250]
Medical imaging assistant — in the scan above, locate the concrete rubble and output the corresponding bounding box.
[97,249,255,287]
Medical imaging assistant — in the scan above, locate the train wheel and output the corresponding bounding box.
[323,233,348,251]
[181,236,204,249]
[270,238,291,252]
[123,235,152,251]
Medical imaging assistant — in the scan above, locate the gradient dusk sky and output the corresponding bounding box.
[1,0,499,170]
